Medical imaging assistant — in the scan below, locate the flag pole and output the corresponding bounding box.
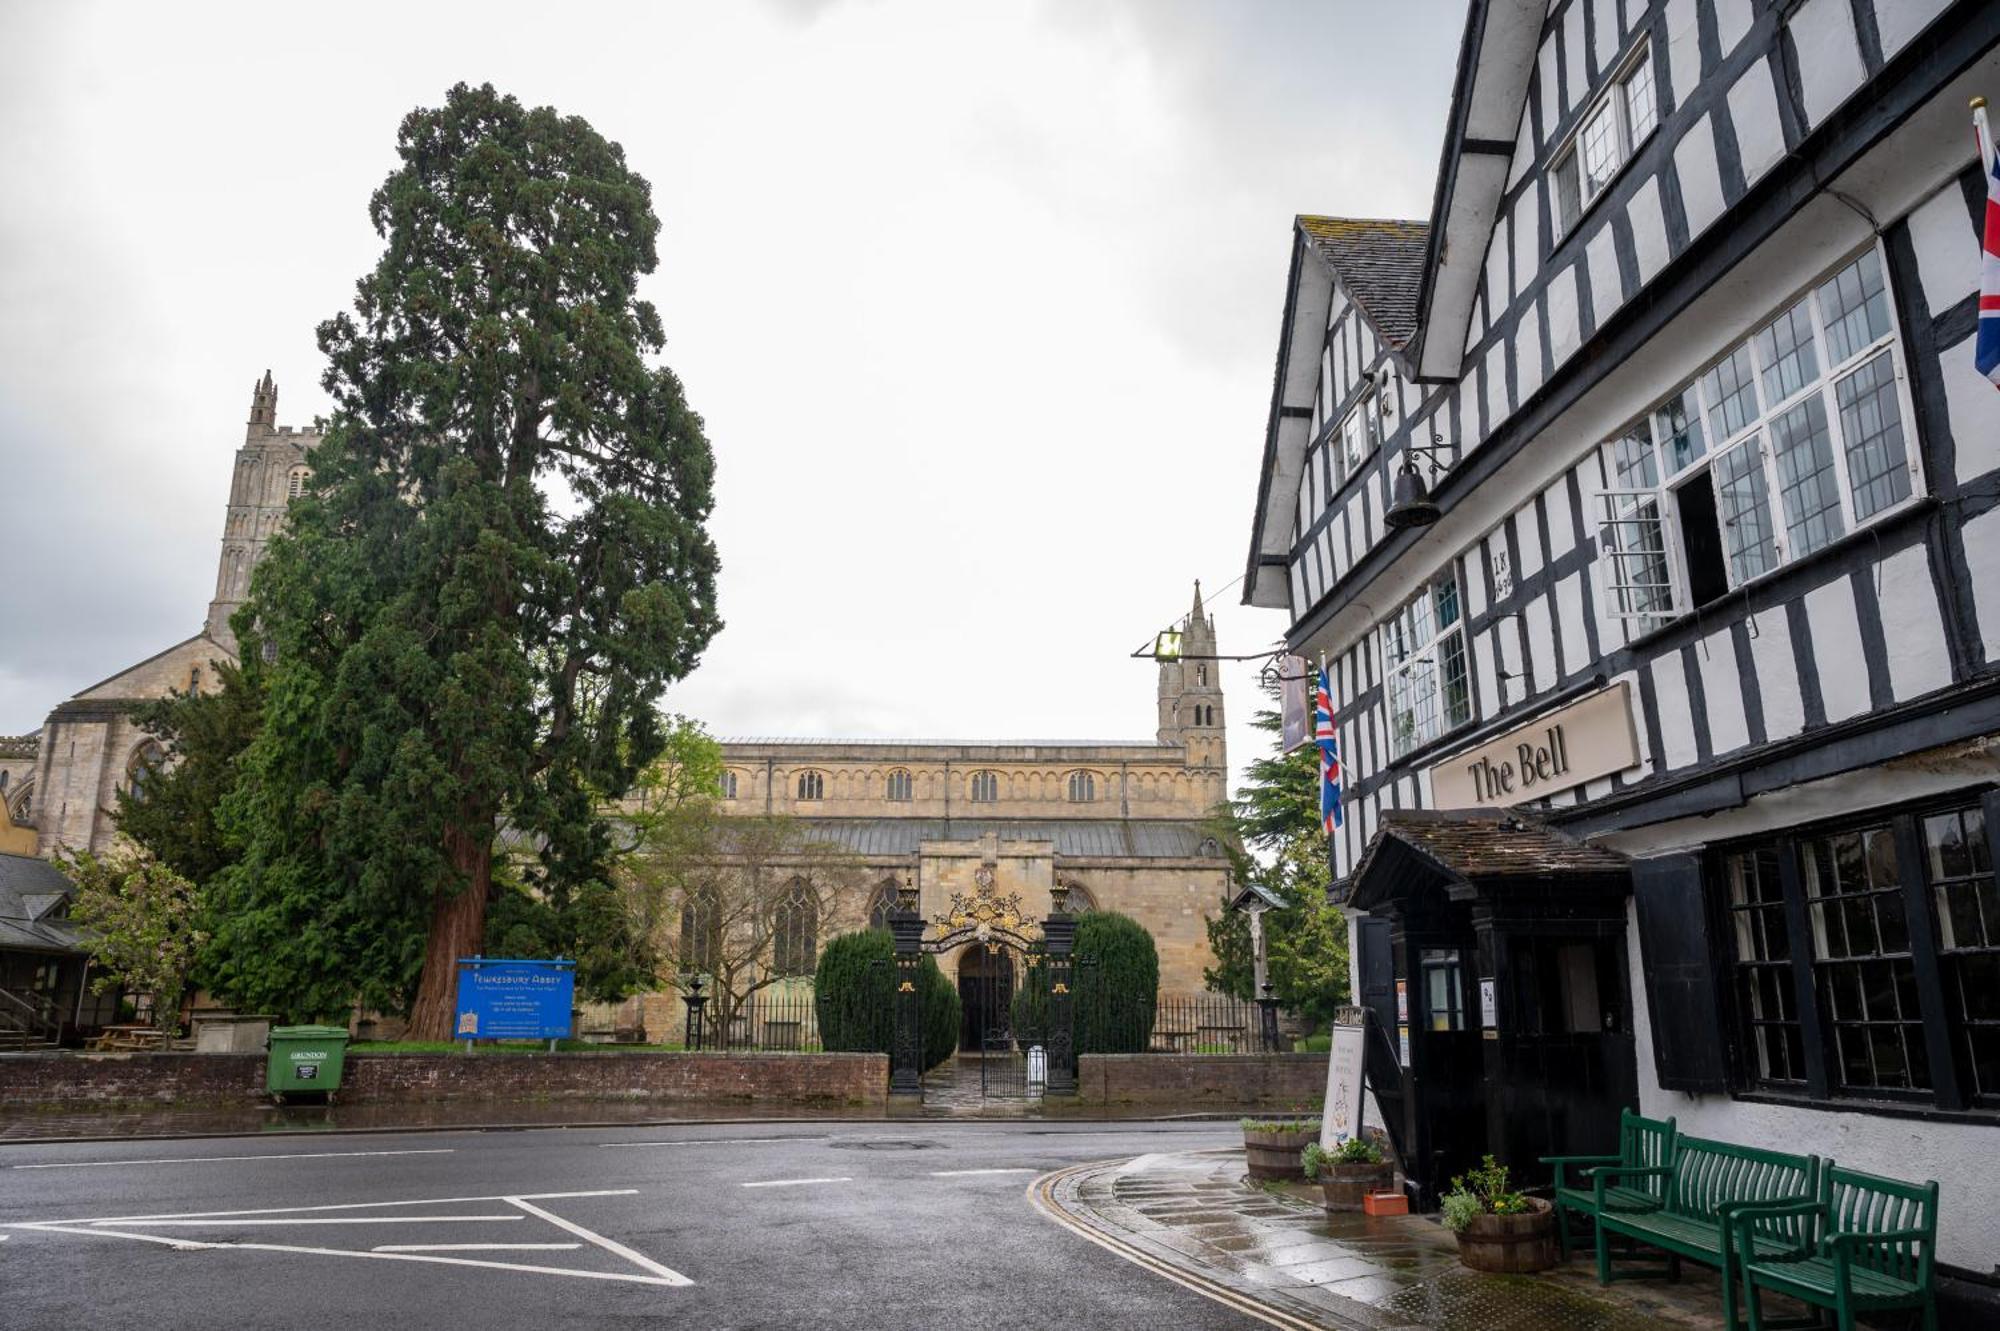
[1976,96,1993,169]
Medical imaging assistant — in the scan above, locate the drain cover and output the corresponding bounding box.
[828,1139,941,1152]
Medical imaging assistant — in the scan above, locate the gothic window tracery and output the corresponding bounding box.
[885,769,913,802]
[772,878,817,976]
[1066,770,1096,803]
[124,741,167,805]
[969,770,999,803]
[796,770,825,801]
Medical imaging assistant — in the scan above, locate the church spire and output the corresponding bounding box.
[1191,578,1205,623]
[247,370,277,432]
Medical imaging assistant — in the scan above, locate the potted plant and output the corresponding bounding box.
[1439,1155,1557,1273]
[1240,1117,1321,1180]
[1303,1137,1393,1212]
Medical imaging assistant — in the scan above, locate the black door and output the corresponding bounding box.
[1495,931,1639,1178]
[957,947,1015,1051]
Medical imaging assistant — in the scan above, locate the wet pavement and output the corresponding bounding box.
[1045,1148,1792,1331]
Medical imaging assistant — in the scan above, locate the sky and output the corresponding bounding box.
[0,0,1461,798]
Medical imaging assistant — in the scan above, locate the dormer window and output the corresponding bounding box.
[1552,41,1657,243]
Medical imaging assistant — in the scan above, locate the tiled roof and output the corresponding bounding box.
[0,853,84,956]
[1368,809,1628,880]
[1297,216,1431,351]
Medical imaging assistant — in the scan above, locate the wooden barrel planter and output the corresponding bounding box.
[1319,1162,1394,1212]
[1454,1198,1558,1273]
[1242,1124,1320,1180]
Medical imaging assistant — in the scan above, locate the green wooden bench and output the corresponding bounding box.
[1541,1108,1676,1261]
[1734,1165,1939,1331]
[1590,1135,1821,1330]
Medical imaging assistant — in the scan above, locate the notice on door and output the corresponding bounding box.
[1426,681,1639,810]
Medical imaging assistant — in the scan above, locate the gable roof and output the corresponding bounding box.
[0,852,84,955]
[1297,216,1431,352]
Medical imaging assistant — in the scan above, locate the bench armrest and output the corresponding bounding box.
[1542,1153,1621,1190]
[1593,1165,1671,1212]
[1729,1201,1821,1265]
[1715,1193,1816,1217]
[1829,1227,1926,1256]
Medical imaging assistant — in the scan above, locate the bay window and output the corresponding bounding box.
[1595,248,1920,631]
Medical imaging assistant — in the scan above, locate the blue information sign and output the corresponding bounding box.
[454,957,576,1041]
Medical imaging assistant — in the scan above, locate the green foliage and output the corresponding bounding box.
[56,851,206,1035]
[1202,700,1350,1026]
[1239,1117,1320,1133]
[1333,1136,1384,1164]
[482,860,656,1003]
[1294,1033,1332,1053]
[1075,910,1159,1053]
[113,658,264,891]
[1300,1140,1329,1180]
[207,84,720,1032]
[813,930,957,1072]
[1440,1154,1531,1231]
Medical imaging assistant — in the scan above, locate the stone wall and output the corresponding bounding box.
[1072,1053,1328,1107]
[0,1051,887,1109]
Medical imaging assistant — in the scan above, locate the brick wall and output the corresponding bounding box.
[0,1051,887,1109]
[1072,1053,1328,1107]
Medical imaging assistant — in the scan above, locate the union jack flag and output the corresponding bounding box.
[1978,100,2000,389]
[1316,665,1342,836]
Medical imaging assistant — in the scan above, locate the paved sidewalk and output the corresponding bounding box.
[1040,1148,1763,1331]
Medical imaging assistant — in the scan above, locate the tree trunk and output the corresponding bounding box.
[405,825,493,1041]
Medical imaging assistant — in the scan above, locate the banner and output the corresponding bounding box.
[1320,1018,1368,1148]
[1279,655,1312,752]
[455,957,576,1041]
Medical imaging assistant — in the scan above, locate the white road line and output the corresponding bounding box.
[739,1177,852,1189]
[928,1168,1037,1177]
[373,1243,580,1253]
[150,1240,687,1287]
[93,1216,522,1227]
[1,1188,637,1230]
[11,1148,454,1171]
[503,1196,692,1286]
[597,1137,803,1149]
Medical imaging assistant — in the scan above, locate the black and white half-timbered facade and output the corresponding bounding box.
[1243,0,2000,1310]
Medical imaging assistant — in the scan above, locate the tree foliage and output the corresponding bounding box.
[1203,699,1350,1027]
[56,850,206,1035]
[1075,910,1159,1053]
[813,930,958,1072]
[206,84,720,1034]
[112,658,263,891]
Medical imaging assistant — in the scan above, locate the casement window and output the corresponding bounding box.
[1713,796,2000,1114]
[1338,388,1381,477]
[1553,41,1659,241]
[1594,248,1918,631]
[1380,571,1472,759]
[885,768,913,802]
[969,770,999,803]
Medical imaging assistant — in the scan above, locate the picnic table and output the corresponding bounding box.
[89,1024,168,1051]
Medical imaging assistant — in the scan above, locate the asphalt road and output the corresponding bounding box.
[0,1119,1261,1331]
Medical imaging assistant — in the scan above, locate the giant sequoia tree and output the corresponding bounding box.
[209,84,720,1034]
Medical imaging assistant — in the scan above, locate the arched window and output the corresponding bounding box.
[125,742,167,805]
[679,886,718,973]
[969,770,999,803]
[772,878,817,976]
[867,879,900,931]
[1065,881,1098,914]
[885,769,913,802]
[796,770,824,801]
[287,466,310,500]
[1197,666,1207,686]
[720,770,739,800]
[1066,770,1096,803]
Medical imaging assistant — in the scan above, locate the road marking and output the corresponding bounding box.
[597,1137,803,1150]
[93,1216,523,1227]
[374,1243,580,1253]
[505,1196,691,1286]
[2,1188,638,1229]
[739,1177,852,1188]
[11,1148,454,1171]
[929,1168,1036,1177]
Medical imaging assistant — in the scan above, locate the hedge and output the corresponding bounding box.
[813,929,958,1071]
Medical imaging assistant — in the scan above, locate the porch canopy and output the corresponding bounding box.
[1345,808,1630,909]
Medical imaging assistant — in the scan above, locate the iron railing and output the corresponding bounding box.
[1081,990,1283,1055]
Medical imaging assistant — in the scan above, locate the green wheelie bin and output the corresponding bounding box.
[266,1025,350,1097]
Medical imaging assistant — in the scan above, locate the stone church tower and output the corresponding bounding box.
[205,371,316,651]
[1156,582,1226,770]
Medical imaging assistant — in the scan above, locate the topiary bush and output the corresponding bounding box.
[1076,911,1159,1053]
[813,929,957,1072]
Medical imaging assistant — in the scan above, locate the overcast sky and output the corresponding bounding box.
[0,0,1460,796]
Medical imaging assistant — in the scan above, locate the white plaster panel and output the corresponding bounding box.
[1524,593,1554,690]
[1508,107,1536,192]
[1789,0,1867,129]
[1876,544,1952,702]
[1562,0,1588,113]
[1591,0,1618,73]
[1650,651,1699,770]
[1805,577,1870,723]
[1485,338,1511,435]
[1514,503,1545,581]
[1555,572,1588,677]
[1473,628,1501,721]
[1714,0,1753,60]
[1465,546,1489,621]
[1514,190,1542,300]
[1488,213,1512,314]
[1547,263,1582,368]
[1538,35,1562,145]
[1872,0,1952,58]
[1628,174,1671,285]
[1417,767,1434,809]
[1747,609,1805,742]
[1697,628,1749,756]
[1674,115,1726,242]
[1907,186,1979,319]
[1500,623,1527,709]
[1726,58,1786,187]
[1942,333,2000,483]
[1965,506,2000,666]
[1585,222,1624,327]
[1517,295,1546,403]
[1545,475,1576,561]
[1663,0,1701,115]
[1591,568,1631,654]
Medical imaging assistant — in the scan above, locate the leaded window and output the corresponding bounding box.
[1380,572,1471,759]
[1924,806,2000,1103]
[1067,770,1095,803]
[796,770,824,801]
[1552,41,1659,241]
[1726,847,1806,1086]
[720,770,738,800]
[969,770,999,803]
[885,769,912,802]
[680,887,718,973]
[1801,824,1928,1093]
[772,878,817,977]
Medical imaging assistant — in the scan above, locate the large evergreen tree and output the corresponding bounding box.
[209,84,720,1034]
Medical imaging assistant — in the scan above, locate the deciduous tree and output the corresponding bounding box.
[56,850,205,1036]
